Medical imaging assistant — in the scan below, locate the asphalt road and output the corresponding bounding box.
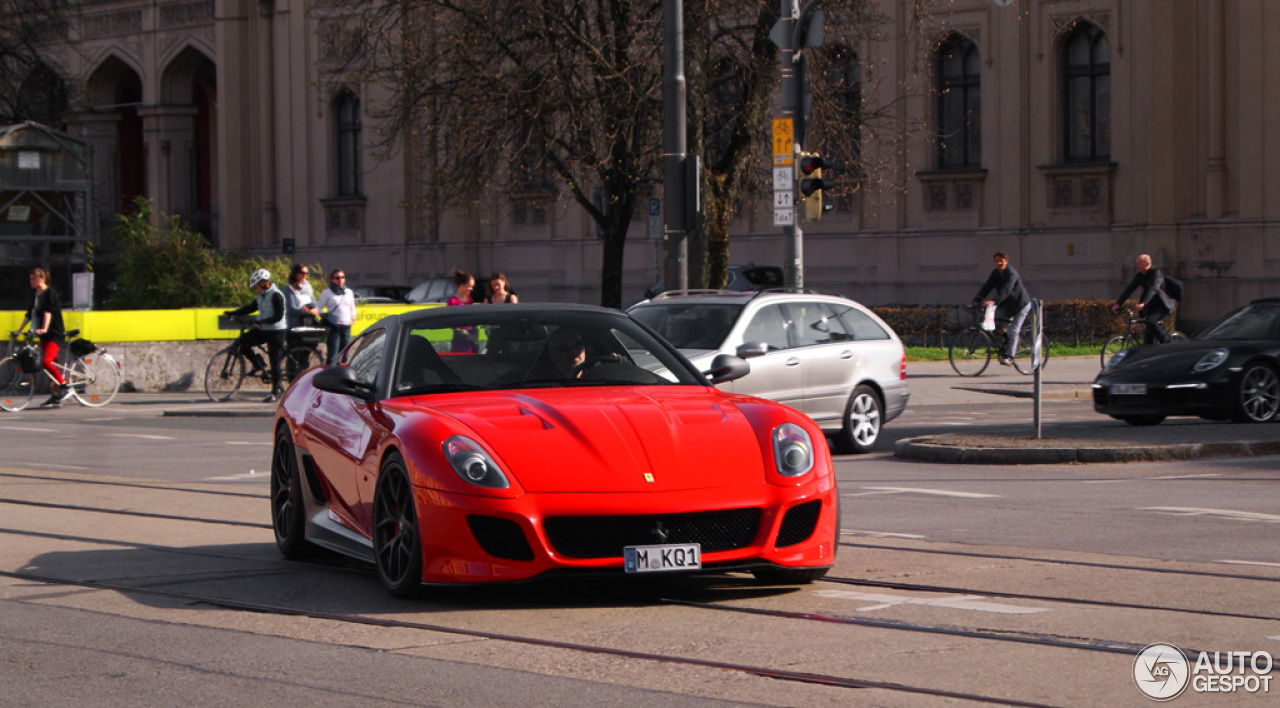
[1,364,1278,705]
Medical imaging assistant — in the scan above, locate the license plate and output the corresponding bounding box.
[1112,383,1147,395]
[624,543,702,573]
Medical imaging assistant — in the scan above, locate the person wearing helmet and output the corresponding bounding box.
[224,268,288,402]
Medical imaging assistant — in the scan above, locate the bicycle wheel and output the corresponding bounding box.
[949,328,992,377]
[285,346,320,383]
[69,352,121,407]
[1101,335,1130,368]
[205,347,246,402]
[1012,331,1050,375]
[1169,331,1188,342]
[0,358,35,412]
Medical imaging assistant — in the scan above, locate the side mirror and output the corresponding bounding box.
[312,365,377,401]
[735,341,769,359]
[705,354,749,385]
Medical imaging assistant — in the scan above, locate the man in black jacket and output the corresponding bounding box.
[1112,253,1176,344]
[974,252,1032,365]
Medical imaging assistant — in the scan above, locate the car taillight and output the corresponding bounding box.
[900,356,907,380]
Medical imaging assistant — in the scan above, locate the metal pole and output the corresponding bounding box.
[662,0,688,292]
[1032,299,1043,439]
[779,0,803,289]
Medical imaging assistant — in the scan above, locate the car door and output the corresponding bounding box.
[722,303,803,409]
[784,300,858,426]
[302,327,388,532]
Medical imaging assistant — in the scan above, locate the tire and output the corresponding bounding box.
[205,347,246,402]
[0,359,35,412]
[751,567,830,585]
[1232,363,1280,423]
[1101,335,1130,369]
[271,425,313,558]
[68,352,121,407]
[833,384,882,454]
[285,346,320,383]
[1115,415,1166,426]
[949,328,992,377]
[373,453,425,598]
[1012,331,1050,375]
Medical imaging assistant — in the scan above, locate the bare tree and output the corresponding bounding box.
[0,0,72,126]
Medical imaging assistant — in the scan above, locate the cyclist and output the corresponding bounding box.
[15,267,71,407]
[225,269,287,402]
[973,252,1032,366]
[1111,253,1176,344]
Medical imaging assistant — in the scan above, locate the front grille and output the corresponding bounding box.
[776,500,821,548]
[467,515,535,561]
[544,508,761,559]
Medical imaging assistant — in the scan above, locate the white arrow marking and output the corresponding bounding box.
[1143,507,1280,524]
[815,589,1047,614]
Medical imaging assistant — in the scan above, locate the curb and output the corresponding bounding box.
[894,436,1280,465]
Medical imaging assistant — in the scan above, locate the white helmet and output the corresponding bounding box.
[249,268,272,288]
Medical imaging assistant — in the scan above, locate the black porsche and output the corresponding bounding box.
[1093,298,1280,425]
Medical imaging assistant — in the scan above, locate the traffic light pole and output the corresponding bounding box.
[778,0,803,290]
[661,0,689,293]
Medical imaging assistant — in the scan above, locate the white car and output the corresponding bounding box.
[629,290,909,453]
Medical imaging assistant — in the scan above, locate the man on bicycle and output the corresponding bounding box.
[973,252,1032,366]
[1112,253,1176,344]
[225,269,287,402]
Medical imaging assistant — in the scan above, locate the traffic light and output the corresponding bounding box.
[797,153,830,221]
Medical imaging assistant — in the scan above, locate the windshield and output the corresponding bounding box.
[1198,302,1280,341]
[629,302,743,350]
[391,307,706,395]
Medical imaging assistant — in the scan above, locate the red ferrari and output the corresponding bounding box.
[270,304,838,597]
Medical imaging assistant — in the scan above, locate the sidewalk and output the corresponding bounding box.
[898,356,1280,464]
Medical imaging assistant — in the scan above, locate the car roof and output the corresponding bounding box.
[632,288,857,307]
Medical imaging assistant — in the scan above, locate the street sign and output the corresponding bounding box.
[648,197,661,240]
[772,166,794,191]
[774,191,794,208]
[772,118,794,166]
[773,208,795,226]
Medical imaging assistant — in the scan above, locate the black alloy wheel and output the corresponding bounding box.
[373,453,425,598]
[271,426,312,557]
[1233,363,1280,423]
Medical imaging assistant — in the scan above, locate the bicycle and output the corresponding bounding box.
[948,304,1051,377]
[204,316,326,401]
[0,330,122,411]
[1099,306,1187,368]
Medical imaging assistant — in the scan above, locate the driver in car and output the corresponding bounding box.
[547,328,588,378]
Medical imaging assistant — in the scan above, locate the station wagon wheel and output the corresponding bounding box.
[834,384,882,455]
[1233,363,1280,423]
[373,453,425,598]
[271,425,312,557]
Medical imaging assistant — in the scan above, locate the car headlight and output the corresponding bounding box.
[442,435,510,489]
[772,423,814,477]
[1192,349,1229,373]
[1103,349,1130,371]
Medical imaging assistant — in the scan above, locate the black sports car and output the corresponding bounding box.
[1093,298,1280,425]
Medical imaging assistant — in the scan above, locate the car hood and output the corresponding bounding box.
[1097,339,1269,381]
[410,388,768,493]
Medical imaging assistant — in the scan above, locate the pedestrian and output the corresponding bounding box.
[1112,253,1177,344]
[17,267,71,407]
[973,251,1032,365]
[447,270,477,353]
[284,263,319,328]
[448,270,475,307]
[224,268,287,402]
[483,272,519,304]
[316,268,357,364]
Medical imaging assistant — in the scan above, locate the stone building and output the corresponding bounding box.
[14,0,1279,324]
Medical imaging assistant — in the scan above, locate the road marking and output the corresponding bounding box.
[205,471,262,481]
[83,417,124,422]
[1143,507,1280,524]
[847,487,1001,499]
[1215,560,1280,569]
[0,426,57,433]
[841,529,927,540]
[224,441,272,446]
[815,589,1048,615]
[106,433,176,440]
[1084,473,1221,484]
[14,461,91,471]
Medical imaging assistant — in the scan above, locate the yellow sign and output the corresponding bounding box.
[772,118,794,166]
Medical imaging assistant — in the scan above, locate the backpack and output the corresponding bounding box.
[1163,274,1184,301]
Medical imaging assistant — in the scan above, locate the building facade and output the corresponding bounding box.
[18,0,1279,324]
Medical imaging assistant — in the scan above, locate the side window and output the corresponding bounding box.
[834,304,890,341]
[790,302,851,346]
[742,304,791,350]
[344,328,386,385]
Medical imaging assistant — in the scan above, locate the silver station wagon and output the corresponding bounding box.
[629,290,910,453]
